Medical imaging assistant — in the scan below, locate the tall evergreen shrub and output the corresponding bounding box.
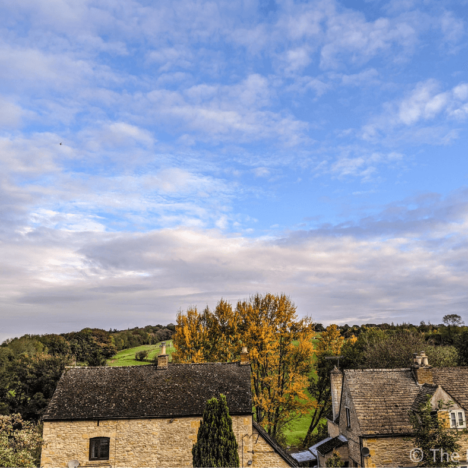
[192,394,239,467]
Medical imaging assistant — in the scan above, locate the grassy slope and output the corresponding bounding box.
[107,340,176,366]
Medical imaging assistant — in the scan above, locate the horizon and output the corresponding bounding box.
[1,0,468,342]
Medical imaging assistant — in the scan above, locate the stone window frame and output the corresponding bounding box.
[89,437,110,461]
[449,410,466,429]
[345,407,351,429]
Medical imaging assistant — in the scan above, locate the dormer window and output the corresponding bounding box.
[450,411,466,428]
[89,437,110,460]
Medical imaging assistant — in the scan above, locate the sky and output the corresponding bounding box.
[1,0,468,341]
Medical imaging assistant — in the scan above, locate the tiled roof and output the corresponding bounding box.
[411,383,438,411]
[43,363,252,420]
[252,421,299,467]
[308,435,346,457]
[344,369,420,435]
[317,435,347,456]
[290,450,316,464]
[344,367,468,436]
[432,368,468,411]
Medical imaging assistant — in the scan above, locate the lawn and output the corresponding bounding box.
[107,340,176,366]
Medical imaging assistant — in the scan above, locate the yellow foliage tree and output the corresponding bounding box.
[172,300,239,363]
[316,324,345,356]
[173,294,316,440]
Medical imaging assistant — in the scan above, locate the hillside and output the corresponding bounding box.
[107,340,176,366]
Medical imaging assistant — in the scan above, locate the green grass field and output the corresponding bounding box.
[107,340,176,366]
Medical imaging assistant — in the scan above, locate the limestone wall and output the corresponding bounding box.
[362,436,416,467]
[251,427,290,468]
[361,432,468,467]
[41,415,254,468]
[327,420,340,438]
[318,444,349,467]
[338,383,362,465]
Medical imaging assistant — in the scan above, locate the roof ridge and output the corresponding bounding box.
[65,362,241,369]
[344,368,411,372]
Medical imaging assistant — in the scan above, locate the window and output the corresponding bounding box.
[346,408,351,428]
[449,411,466,428]
[89,437,110,460]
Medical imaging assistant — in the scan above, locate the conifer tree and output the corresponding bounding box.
[192,394,239,468]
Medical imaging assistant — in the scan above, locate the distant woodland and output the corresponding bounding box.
[0,324,175,420]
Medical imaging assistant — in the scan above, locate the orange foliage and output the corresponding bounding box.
[173,293,316,439]
[316,324,345,356]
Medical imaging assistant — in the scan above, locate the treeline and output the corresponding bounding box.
[0,324,175,421]
[317,314,466,346]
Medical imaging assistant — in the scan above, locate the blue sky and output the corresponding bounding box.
[1,0,468,340]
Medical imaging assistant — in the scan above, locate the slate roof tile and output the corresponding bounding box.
[317,436,347,456]
[43,362,252,420]
[344,367,468,436]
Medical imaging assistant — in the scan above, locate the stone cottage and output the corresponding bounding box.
[41,346,297,468]
[292,351,468,467]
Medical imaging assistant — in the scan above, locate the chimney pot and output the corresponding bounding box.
[157,342,168,369]
[412,351,432,384]
[240,346,249,366]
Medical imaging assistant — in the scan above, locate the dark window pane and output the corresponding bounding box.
[99,438,110,459]
[90,437,110,460]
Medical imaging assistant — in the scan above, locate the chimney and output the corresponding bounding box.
[330,366,343,421]
[412,351,433,385]
[157,342,168,369]
[240,346,250,366]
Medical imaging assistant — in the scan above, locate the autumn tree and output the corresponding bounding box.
[315,324,345,356]
[172,300,239,363]
[303,325,347,447]
[173,294,316,441]
[237,294,315,439]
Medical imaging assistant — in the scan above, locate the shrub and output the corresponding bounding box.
[0,414,42,467]
[135,350,149,361]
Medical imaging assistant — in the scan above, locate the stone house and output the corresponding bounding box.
[294,351,468,467]
[41,346,298,468]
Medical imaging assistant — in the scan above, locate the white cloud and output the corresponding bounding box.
[363,80,468,141]
[0,97,24,128]
[3,194,468,340]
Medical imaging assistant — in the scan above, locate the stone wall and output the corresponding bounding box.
[327,420,340,438]
[330,368,343,421]
[41,415,255,468]
[362,436,416,467]
[251,427,290,468]
[318,445,349,467]
[338,382,362,465]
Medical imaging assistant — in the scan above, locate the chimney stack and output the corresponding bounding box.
[240,346,250,366]
[157,342,168,369]
[412,351,433,385]
[330,366,343,421]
